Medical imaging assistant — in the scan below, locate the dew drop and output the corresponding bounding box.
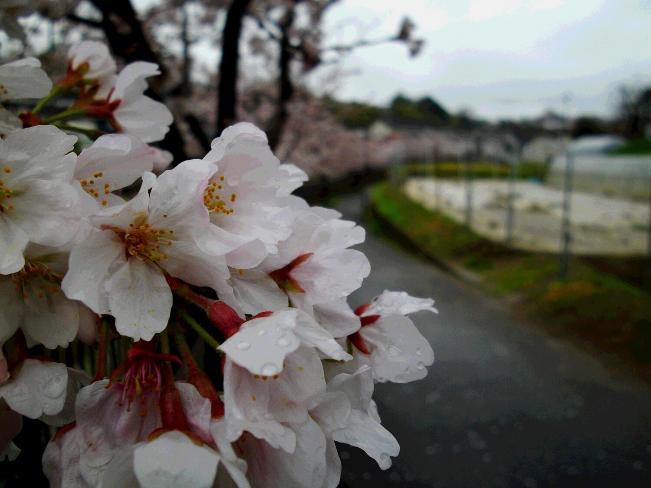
[416,348,422,356]
[416,361,425,370]
[257,329,267,336]
[237,341,250,350]
[276,336,291,347]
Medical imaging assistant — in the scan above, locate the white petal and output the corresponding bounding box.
[0,214,28,274]
[176,382,212,441]
[62,229,125,315]
[308,391,351,435]
[294,310,351,361]
[106,259,172,341]
[332,409,399,470]
[10,179,79,246]
[68,41,116,82]
[0,106,21,137]
[229,269,288,315]
[0,359,68,418]
[210,420,251,488]
[22,289,79,349]
[0,126,76,182]
[222,359,296,452]
[41,368,90,427]
[313,299,360,338]
[75,134,155,191]
[98,444,139,488]
[292,249,370,302]
[219,310,300,376]
[240,418,328,488]
[365,290,437,316]
[112,62,159,99]
[0,56,52,100]
[158,236,234,309]
[148,159,215,226]
[114,96,172,143]
[360,314,434,383]
[133,431,219,488]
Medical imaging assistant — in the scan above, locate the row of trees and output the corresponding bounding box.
[5,0,423,162]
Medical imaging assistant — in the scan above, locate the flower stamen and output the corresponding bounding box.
[203,177,235,216]
[103,216,174,262]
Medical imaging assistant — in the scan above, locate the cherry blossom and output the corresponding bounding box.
[0,245,92,349]
[0,126,79,275]
[0,44,437,485]
[62,161,233,341]
[67,41,117,97]
[253,204,371,337]
[105,62,173,143]
[0,57,52,136]
[74,134,157,211]
[0,359,68,420]
[199,122,307,269]
[350,290,436,383]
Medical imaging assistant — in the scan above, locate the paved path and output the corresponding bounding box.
[336,193,651,488]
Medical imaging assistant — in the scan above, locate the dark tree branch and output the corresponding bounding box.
[266,4,296,151]
[216,0,252,137]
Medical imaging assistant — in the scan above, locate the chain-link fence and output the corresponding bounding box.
[391,147,651,279]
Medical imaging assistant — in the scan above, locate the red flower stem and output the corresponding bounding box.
[168,276,243,338]
[160,363,190,431]
[172,327,225,418]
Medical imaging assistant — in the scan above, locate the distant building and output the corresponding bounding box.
[538,111,571,132]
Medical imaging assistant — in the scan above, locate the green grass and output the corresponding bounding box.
[399,160,548,181]
[610,138,651,155]
[370,181,651,378]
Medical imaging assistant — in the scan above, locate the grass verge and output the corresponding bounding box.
[369,181,651,381]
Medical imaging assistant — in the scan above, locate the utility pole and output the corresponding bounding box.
[505,149,519,247]
[559,149,574,280]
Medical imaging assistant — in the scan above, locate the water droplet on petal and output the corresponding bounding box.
[257,329,267,336]
[276,336,291,347]
[261,363,279,376]
[416,361,425,370]
[237,341,250,350]
[416,348,422,356]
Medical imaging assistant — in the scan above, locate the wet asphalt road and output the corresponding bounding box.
[335,192,651,488]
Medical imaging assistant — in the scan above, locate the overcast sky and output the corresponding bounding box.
[307,0,651,120]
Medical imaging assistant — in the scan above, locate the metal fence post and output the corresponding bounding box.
[464,152,473,227]
[559,149,574,280]
[505,151,519,247]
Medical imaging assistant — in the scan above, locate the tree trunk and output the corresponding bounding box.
[180,3,191,96]
[216,0,251,136]
[267,5,295,151]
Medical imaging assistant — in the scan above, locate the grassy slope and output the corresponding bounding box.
[370,181,651,379]
[611,139,651,155]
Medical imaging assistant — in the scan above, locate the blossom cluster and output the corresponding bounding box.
[0,41,437,487]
